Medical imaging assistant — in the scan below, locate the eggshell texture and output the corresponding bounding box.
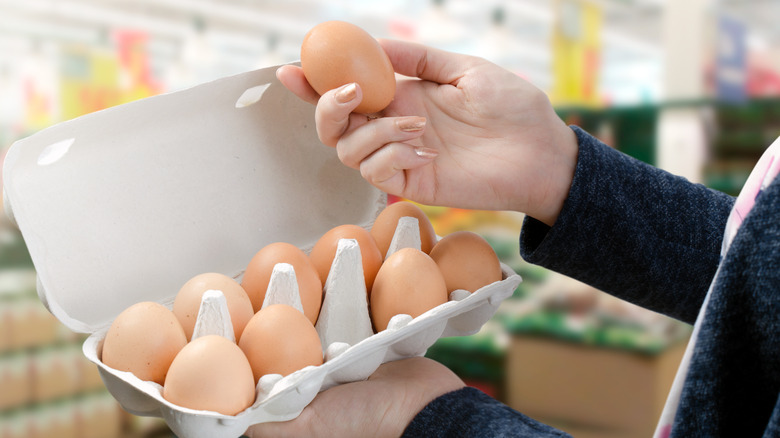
[309,224,382,295]
[101,301,187,385]
[163,335,255,416]
[173,272,255,342]
[238,304,323,383]
[371,201,438,257]
[429,231,503,294]
[301,20,396,114]
[241,242,323,323]
[370,248,448,332]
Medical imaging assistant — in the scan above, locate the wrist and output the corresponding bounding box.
[532,122,578,227]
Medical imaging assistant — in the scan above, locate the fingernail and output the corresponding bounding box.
[398,117,427,132]
[415,146,438,159]
[335,83,357,103]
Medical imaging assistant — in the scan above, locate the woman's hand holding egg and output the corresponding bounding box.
[278,25,579,227]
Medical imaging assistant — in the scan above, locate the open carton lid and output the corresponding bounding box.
[2,64,385,334]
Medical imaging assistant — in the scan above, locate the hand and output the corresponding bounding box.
[244,357,465,438]
[277,39,578,226]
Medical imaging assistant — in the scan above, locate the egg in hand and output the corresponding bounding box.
[301,20,396,114]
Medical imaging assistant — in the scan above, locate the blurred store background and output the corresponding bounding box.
[1,0,778,437]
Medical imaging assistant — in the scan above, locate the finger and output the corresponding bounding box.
[244,410,311,438]
[359,142,438,193]
[337,116,427,169]
[378,39,479,85]
[276,65,320,105]
[244,421,302,438]
[314,83,367,147]
[371,357,456,382]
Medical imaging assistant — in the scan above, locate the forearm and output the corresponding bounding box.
[521,126,734,324]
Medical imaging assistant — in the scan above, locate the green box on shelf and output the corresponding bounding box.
[425,331,507,398]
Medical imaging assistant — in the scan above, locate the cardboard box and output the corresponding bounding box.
[3,64,521,438]
[0,352,32,410]
[78,349,106,392]
[0,269,46,351]
[9,297,60,350]
[1,410,34,438]
[0,304,11,353]
[30,346,82,403]
[506,335,687,438]
[77,392,123,438]
[28,403,79,438]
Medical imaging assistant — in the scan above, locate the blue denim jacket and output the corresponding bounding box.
[403,127,780,437]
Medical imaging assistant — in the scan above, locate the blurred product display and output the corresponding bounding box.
[556,97,780,195]
[0,225,173,437]
[1,1,778,437]
[506,332,687,438]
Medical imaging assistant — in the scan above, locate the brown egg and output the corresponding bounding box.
[238,304,323,383]
[241,242,323,323]
[429,231,503,294]
[301,20,395,114]
[163,335,255,416]
[371,201,438,257]
[309,224,383,295]
[370,248,448,332]
[173,272,255,342]
[102,301,187,385]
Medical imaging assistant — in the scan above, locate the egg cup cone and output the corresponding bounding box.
[384,216,422,260]
[316,238,374,353]
[261,263,305,315]
[191,290,236,343]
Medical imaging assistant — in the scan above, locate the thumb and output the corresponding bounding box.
[378,39,479,85]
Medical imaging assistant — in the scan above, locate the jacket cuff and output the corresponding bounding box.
[519,125,590,264]
[403,387,571,437]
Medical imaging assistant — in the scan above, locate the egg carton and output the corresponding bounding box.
[85,244,519,438]
[2,63,521,438]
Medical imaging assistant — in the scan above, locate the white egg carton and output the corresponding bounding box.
[2,63,521,438]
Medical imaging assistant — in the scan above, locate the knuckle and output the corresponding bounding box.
[317,131,332,147]
[359,162,376,184]
[384,143,402,164]
[336,146,356,169]
[362,119,379,141]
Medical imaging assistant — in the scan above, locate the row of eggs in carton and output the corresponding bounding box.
[89,201,521,437]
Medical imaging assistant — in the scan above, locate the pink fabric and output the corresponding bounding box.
[722,139,780,254]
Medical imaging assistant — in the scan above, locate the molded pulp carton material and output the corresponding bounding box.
[2,64,522,438]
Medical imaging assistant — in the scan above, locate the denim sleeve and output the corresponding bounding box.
[402,387,572,438]
[520,126,735,324]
